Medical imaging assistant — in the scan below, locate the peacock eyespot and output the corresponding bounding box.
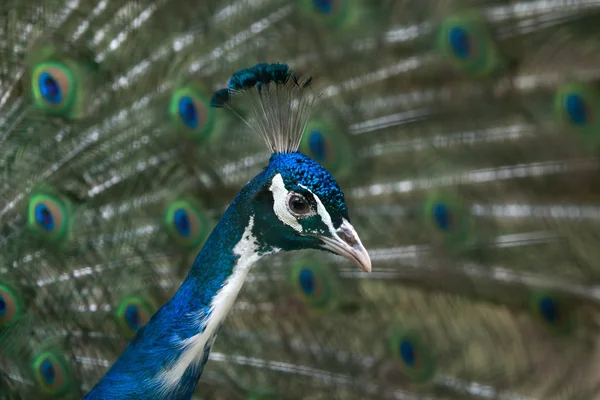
[35,203,55,232]
[116,297,153,340]
[39,72,63,104]
[41,359,55,384]
[399,340,416,366]
[287,193,312,217]
[438,14,500,77]
[448,26,472,60]
[300,0,353,30]
[0,285,20,326]
[432,203,452,232]
[27,194,70,243]
[308,129,328,162]
[31,62,76,114]
[564,93,591,126]
[290,261,334,309]
[33,352,69,394]
[424,193,469,244]
[301,119,351,177]
[529,292,573,335]
[178,96,199,129]
[299,268,315,296]
[555,84,600,147]
[165,200,209,249]
[312,0,335,13]
[124,304,141,330]
[389,332,435,382]
[539,296,559,323]
[169,87,215,140]
[173,208,192,238]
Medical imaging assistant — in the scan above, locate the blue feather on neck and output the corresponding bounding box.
[84,150,349,399]
[85,169,273,400]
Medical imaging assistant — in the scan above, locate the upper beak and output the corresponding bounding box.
[318,219,372,273]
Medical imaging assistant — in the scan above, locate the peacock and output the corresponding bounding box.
[83,62,371,399]
[2,0,600,399]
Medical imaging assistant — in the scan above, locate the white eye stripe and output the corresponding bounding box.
[298,184,337,237]
[270,174,303,232]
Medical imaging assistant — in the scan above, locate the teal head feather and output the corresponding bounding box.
[212,62,371,271]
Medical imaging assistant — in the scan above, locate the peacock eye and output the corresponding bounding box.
[287,193,311,216]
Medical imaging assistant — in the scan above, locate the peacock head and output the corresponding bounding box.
[249,151,370,272]
[212,63,370,272]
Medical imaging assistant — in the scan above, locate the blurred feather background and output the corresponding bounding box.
[2,0,600,398]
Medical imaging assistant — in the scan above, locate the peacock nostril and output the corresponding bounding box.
[337,226,357,247]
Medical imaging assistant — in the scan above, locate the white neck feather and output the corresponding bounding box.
[158,215,271,389]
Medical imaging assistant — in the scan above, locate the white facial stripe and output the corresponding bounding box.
[270,174,303,232]
[298,184,337,236]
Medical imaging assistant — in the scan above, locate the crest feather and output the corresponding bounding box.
[211,63,317,154]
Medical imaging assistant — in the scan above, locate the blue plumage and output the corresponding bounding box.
[86,193,251,397]
[40,359,56,384]
[539,296,559,323]
[86,148,369,399]
[565,94,588,125]
[35,203,55,232]
[214,63,305,109]
[432,203,451,232]
[4,3,600,399]
[124,305,141,331]
[0,285,18,326]
[178,96,199,129]
[299,268,315,296]
[82,63,371,399]
[308,130,327,162]
[173,208,191,238]
[449,27,471,59]
[399,341,416,367]
[38,72,62,104]
[210,89,230,108]
[312,0,334,13]
[227,63,291,91]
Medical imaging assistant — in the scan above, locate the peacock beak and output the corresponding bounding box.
[318,219,372,273]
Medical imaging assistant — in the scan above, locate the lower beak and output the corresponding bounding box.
[318,219,372,273]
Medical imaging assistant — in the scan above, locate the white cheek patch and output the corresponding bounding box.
[270,174,303,233]
[298,184,337,237]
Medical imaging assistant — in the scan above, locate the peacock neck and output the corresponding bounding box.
[173,183,265,311]
[151,178,273,393]
[85,175,274,399]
